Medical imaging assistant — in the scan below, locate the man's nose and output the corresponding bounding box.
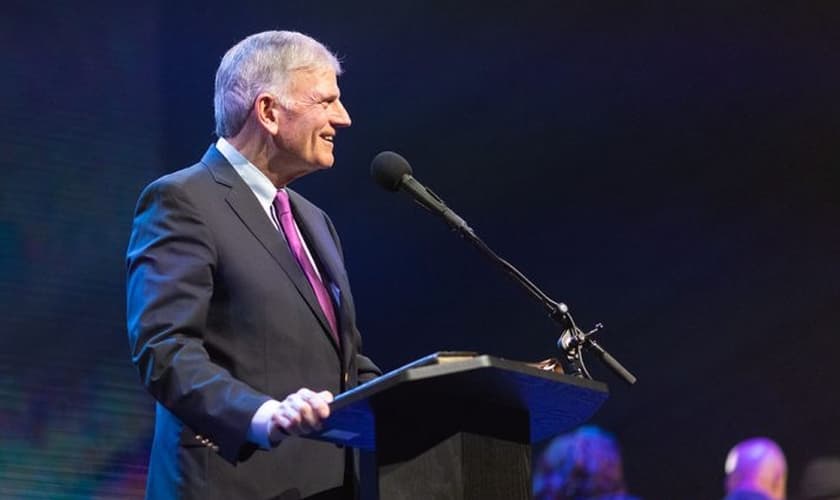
[331,99,351,127]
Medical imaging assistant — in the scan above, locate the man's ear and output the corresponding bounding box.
[770,469,786,500]
[254,93,280,135]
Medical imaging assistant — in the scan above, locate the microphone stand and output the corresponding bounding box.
[420,188,637,386]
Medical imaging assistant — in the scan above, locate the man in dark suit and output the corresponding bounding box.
[126,30,380,499]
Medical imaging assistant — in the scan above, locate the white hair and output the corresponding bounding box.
[213,30,342,138]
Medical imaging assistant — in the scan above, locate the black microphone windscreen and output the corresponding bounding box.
[371,151,413,191]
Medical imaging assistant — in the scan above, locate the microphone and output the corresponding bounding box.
[370,151,472,233]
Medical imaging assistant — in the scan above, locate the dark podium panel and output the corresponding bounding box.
[310,353,609,500]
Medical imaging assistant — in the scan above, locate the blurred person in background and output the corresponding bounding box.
[797,456,840,500]
[533,425,641,500]
[723,437,787,500]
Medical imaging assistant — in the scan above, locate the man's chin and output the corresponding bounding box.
[317,156,336,169]
[296,153,334,173]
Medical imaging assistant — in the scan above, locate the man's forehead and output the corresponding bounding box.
[289,66,338,85]
[286,67,340,97]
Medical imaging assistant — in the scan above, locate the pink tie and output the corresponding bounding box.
[274,190,339,344]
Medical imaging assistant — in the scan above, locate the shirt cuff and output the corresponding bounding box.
[248,399,282,449]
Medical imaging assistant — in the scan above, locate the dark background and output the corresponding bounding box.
[1,1,838,498]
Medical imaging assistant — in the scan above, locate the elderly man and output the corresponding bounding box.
[126,31,380,499]
[723,437,787,500]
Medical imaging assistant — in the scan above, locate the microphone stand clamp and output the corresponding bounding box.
[554,310,637,385]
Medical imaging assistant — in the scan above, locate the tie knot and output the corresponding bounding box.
[274,189,292,216]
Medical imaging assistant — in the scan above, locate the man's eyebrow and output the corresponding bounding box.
[319,91,340,102]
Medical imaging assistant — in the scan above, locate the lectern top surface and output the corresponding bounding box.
[309,352,608,450]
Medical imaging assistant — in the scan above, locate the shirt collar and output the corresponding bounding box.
[216,137,282,209]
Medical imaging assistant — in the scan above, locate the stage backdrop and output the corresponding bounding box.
[2,1,838,499]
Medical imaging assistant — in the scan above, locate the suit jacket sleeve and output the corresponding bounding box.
[356,353,380,383]
[126,177,268,464]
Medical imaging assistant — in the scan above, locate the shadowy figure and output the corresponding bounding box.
[534,425,640,500]
[723,437,787,500]
[798,456,840,500]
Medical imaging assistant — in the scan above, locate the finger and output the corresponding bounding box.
[270,413,293,437]
[281,396,311,423]
[296,390,331,420]
[297,404,323,432]
[304,393,331,419]
[296,388,333,404]
[284,396,322,433]
[276,405,302,429]
[287,394,316,423]
[317,390,334,403]
[296,388,318,400]
[276,405,314,435]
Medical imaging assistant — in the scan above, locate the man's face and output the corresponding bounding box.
[272,67,351,173]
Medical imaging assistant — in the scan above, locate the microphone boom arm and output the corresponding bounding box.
[371,150,636,385]
[443,199,637,386]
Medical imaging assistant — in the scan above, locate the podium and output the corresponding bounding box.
[310,353,609,499]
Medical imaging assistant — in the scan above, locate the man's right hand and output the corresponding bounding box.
[269,388,334,444]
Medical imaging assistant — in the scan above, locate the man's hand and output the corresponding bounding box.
[269,388,334,444]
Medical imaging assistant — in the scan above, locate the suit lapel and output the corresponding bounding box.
[200,146,338,351]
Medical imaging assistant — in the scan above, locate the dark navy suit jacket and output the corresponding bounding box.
[126,145,380,499]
